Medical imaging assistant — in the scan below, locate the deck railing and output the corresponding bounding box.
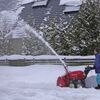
[0,55,95,66]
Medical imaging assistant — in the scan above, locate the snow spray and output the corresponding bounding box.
[26,25,68,73]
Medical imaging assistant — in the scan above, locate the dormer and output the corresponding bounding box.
[32,0,49,7]
[60,0,82,13]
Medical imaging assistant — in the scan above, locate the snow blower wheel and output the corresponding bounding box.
[69,80,75,88]
[75,80,85,88]
[69,79,84,88]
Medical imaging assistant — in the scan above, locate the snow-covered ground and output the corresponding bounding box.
[0,64,100,100]
[0,0,100,99]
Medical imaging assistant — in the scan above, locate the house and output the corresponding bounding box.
[20,0,82,28]
[6,0,82,55]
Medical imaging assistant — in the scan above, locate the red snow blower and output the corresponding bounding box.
[57,66,92,88]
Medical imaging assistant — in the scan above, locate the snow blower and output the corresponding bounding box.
[57,65,92,88]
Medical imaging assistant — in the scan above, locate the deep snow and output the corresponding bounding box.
[0,0,100,99]
[0,64,100,100]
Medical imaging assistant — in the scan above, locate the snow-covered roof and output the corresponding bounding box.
[63,6,80,13]
[60,0,82,6]
[32,0,48,7]
[18,0,37,5]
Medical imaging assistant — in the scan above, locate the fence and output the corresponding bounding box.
[34,58,95,66]
[0,56,95,66]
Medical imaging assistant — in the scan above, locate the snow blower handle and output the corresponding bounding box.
[63,58,69,73]
[64,66,69,73]
[84,65,94,79]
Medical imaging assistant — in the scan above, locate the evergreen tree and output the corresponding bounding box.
[0,11,19,55]
[0,31,10,55]
[23,28,51,55]
[68,0,100,55]
[40,16,73,55]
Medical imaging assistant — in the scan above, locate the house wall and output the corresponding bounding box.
[9,38,23,54]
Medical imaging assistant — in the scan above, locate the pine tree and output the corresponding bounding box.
[40,16,73,55]
[68,0,100,55]
[0,31,10,55]
[0,11,19,55]
[23,28,51,55]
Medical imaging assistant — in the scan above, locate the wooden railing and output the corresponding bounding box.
[0,56,95,66]
[34,58,95,66]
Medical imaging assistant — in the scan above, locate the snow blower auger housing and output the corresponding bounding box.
[57,66,91,88]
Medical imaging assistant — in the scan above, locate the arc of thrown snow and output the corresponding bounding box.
[26,25,68,73]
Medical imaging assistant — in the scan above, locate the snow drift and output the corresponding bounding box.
[0,64,99,100]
